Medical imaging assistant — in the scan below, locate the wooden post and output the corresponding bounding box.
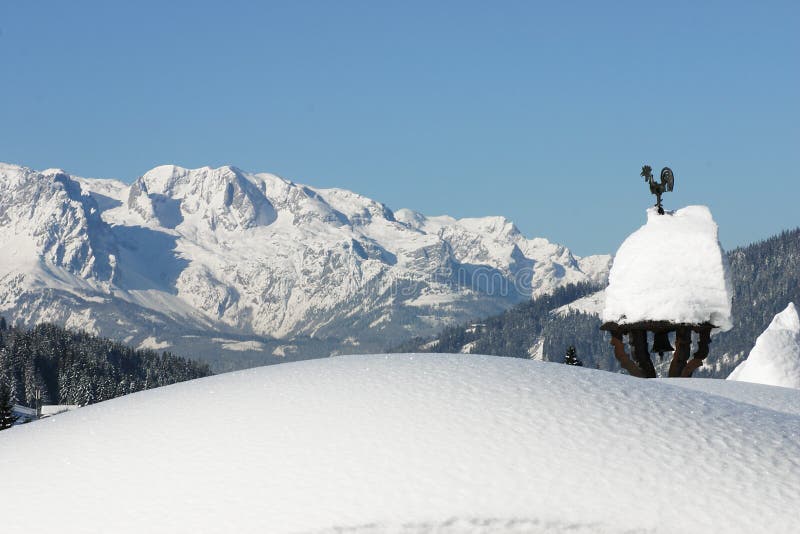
[630,330,657,378]
[668,327,691,378]
[601,321,716,379]
[681,326,712,377]
[610,332,644,378]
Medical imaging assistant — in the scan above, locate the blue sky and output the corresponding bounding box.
[1,1,797,255]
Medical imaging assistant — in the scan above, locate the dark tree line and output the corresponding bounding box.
[0,321,212,408]
[0,381,17,429]
[392,282,604,361]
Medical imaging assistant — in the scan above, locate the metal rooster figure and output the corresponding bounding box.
[641,165,674,215]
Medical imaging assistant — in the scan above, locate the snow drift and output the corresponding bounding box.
[728,302,800,389]
[602,206,732,330]
[1,354,798,533]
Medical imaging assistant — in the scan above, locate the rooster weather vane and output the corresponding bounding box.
[641,165,674,215]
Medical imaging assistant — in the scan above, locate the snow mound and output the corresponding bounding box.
[602,206,732,330]
[1,354,798,534]
[728,303,800,389]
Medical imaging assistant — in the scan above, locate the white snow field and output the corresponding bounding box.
[2,354,799,534]
[602,206,732,331]
[728,302,800,389]
[662,377,800,415]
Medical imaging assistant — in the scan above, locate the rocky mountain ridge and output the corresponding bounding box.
[0,162,610,369]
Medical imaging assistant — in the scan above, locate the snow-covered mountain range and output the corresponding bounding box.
[0,162,610,369]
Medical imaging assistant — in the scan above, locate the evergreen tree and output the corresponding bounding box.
[0,381,18,430]
[0,322,212,406]
[564,345,583,366]
[0,316,6,331]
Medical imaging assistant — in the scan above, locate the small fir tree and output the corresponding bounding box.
[0,382,18,430]
[564,345,583,367]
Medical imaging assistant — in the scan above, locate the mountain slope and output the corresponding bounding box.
[0,163,610,369]
[1,354,798,533]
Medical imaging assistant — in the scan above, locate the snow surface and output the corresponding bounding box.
[1,354,798,533]
[216,339,267,352]
[662,377,800,415]
[602,206,732,330]
[137,336,172,351]
[553,289,605,317]
[728,303,800,389]
[39,404,80,417]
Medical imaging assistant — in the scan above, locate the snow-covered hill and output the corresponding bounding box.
[1,354,798,533]
[728,302,800,388]
[0,163,610,368]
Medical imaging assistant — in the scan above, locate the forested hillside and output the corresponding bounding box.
[701,228,800,376]
[396,228,800,378]
[392,282,617,369]
[0,320,212,407]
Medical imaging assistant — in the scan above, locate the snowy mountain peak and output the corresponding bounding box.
[40,167,71,177]
[0,161,611,367]
[728,302,800,389]
[312,187,396,225]
[138,164,242,194]
[394,208,427,229]
[453,215,520,239]
[0,163,116,284]
[128,164,277,231]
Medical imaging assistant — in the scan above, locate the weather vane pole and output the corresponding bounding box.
[641,165,675,215]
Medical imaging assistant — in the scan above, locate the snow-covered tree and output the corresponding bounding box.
[564,345,583,366]
[0,322,211,406]
[0,381,18,430]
